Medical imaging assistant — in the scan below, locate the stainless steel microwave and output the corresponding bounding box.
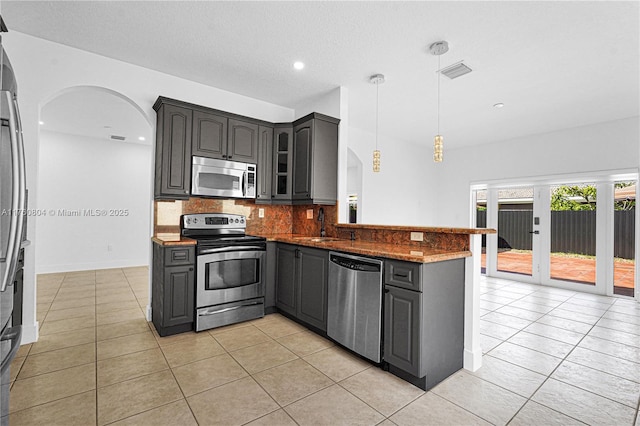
[191,156,256,199]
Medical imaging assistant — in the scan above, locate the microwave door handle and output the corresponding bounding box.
[242,171,246,197]
[1,92,26,292]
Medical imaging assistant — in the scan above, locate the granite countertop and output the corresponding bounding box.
[152,233,197,246]
[263,234,472,264]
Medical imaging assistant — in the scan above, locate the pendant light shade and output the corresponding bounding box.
[433,135,443,162]
[370,74,385,172]
[430,41,448,163]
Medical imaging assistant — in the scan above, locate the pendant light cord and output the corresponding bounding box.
[437,54,441,135]
[375,81,379,150]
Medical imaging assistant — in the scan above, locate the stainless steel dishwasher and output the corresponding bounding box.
[327,251,383,363]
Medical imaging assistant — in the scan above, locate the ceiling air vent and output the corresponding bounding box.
[110,135,126,141]
[440,61,472,79]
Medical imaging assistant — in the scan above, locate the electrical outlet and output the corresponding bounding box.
[307,209,314,219]
[410,232,424,242]
[258,208,265,218]
[107,244,113,252]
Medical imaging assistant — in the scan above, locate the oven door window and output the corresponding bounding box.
[204,258,260,290]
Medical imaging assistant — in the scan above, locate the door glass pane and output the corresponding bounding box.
[277,153,288,173]
[278,133,288,152]
[496,187,533,276]
[475,190,487,274]
[614,181,635,297]
[276,175,287,194]
[549,183,596,285]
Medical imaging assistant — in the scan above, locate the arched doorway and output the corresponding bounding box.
[36,86,153,274]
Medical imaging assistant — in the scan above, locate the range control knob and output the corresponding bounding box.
[235,218,239,223]
[185,218,191,224]
[240,218,245,223]
[193,218,198,224]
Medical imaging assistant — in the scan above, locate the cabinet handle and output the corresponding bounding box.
[189,267,194,271]
[228,155,232,159]
[394,272,408,278]
[222,155,227,158]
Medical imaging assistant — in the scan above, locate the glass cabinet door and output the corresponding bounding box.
[273,128,293,199]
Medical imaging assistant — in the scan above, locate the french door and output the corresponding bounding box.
[481,178,637,297]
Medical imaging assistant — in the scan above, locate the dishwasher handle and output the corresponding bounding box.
[329,253,381,273]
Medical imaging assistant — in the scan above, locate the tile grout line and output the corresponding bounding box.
[500,280,633,425]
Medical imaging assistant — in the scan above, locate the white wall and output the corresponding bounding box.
[37,131,152,272]
[3,31,295,343]
[348,126,439,225]
[434,117,640,226]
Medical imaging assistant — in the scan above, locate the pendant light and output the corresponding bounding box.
[370,73,385,172]
[430,41,448,163]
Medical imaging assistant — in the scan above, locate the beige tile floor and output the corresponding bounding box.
[8,269,640,425]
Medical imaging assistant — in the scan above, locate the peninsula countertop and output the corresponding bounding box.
[262,234,472,263]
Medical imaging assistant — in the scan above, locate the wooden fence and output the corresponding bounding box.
[476,209,635,259]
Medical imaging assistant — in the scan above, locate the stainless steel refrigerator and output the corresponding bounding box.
[0,16,27,423]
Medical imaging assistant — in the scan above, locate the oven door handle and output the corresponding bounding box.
[198,301,262,317]
[199,245,265,255]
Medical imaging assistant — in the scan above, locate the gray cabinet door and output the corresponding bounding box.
[156,104,192,199]
[228,119,258,163]
[384,285,421,377]
[275,244,297,316]
[272,127,293,201]
[192,110,227,159]
[256,126,273,202]
[292,120,313,200]
[163,265,194,327]
[297,247,328,331]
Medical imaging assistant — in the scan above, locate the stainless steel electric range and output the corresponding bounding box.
[181,213,266,332]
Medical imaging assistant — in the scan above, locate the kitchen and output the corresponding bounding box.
[1,1,639,425]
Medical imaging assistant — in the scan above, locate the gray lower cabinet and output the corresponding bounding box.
[152,243,195,337]
[275,244,328,331]
[383,258,465,390]
[264,242,277,313]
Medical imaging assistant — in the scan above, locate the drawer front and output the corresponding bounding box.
[164,246,195,266]
[384,259,421,291]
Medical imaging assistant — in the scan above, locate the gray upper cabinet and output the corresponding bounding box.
[154,102,193,200]
[256,125,273,202]
[192,110,227,158]
[228,119,259,163]
[153,97,338,203]
[292,113,339,205]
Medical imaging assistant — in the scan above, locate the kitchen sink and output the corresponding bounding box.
[292,237,341,243]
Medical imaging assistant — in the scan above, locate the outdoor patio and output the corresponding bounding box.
[481,251,635,297]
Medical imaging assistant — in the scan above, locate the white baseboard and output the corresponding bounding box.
[21,322,39,345]
[463,348,483,372]
[146,305,152,321]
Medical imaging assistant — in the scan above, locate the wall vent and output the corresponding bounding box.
[440,62,472,79]
[110,135,126,141]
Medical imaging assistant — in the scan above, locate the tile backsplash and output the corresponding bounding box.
[154,199,337,237]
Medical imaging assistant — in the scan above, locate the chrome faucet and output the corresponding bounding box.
[318,207,326,237]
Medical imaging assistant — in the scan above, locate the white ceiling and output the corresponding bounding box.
[3,1,639,150]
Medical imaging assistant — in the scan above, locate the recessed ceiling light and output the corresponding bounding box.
[38,121,44,125]
[138,136,146,141]
[293,61,305,70]
[493,103,505,108]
